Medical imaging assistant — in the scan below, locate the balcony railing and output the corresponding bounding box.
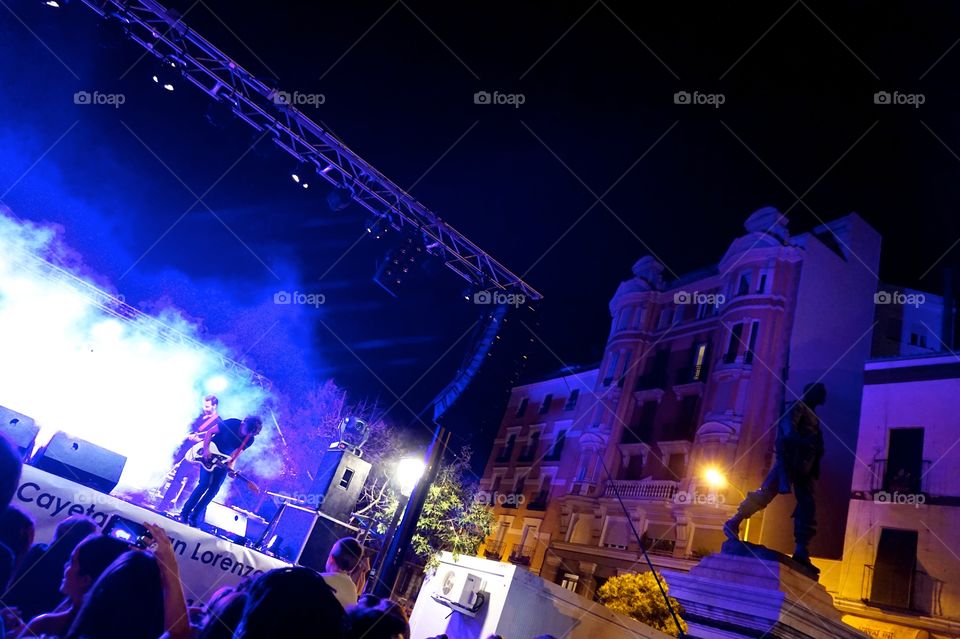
[484,540,504,560]
[642,536,676,556]
[862,564,943,616]
[495,446,514,464]
[660,420,697,442]
[868,459,932,495]
[604,479,679,501]
[509,545,535,566]
[502,495,519,509]
[634,371,668,391]
[527,490,549,511]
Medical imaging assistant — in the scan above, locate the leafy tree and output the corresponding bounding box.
[597,571,688,637]
[376,447,495,569]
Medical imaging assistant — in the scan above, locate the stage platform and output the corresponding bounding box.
[13,465,291,604]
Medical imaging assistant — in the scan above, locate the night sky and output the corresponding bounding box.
[3,1,960,471]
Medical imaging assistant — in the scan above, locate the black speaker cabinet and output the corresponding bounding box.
[309,448,371,522]
[31,432,127,494]
[0,406,40,459]
[298,512,360,572]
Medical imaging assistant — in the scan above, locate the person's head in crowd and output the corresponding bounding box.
[2,515,97,623]
[66,550,164,639]
[197,591,248,639]
[235,567,346,639]
[0,504,34,566]
[356,593,381,608]
[352,595,410,639]
[54,515,98,545]
[61,534,130,606]
[346,605,409,639]
[0,434,22,512]
[0,542,15,592]
[327,537,363,574]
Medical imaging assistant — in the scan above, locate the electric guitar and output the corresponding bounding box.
[186,442,260,493]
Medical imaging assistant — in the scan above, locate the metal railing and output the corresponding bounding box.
[604,479,679,501]
[868,459,932,495]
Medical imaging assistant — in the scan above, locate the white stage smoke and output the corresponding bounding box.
[0,207,277,493]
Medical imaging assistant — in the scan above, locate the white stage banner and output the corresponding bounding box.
[12,465,290,605]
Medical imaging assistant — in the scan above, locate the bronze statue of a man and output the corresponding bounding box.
[723,382,826,569]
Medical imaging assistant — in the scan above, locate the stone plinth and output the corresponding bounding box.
[666,552,868,639]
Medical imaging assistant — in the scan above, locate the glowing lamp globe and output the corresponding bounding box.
[396,457,426,496]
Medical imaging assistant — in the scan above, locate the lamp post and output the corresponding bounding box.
[371,426,450,597]
[367,456,426,595]
[702,466,750,542]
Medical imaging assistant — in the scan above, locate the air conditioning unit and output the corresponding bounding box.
[432,569,485,616]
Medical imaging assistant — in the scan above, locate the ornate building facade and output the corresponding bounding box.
[479,207,882,600]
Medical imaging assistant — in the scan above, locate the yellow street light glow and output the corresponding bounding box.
[703,467,728,490]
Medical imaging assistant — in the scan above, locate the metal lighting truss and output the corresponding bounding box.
[78,0,542,301]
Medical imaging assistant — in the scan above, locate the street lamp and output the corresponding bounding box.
[396,457,426,497]
[701,466,750,542]
[368,453,432,597]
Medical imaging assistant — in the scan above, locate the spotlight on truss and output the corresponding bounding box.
[291,163,310,189]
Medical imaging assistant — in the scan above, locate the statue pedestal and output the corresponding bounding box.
[666,547,868,639]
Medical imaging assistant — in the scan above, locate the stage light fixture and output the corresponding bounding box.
[326,185,353,211]
[151,57,181,92]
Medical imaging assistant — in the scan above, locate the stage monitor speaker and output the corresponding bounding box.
[30,432,127,494]
[308,448,371,522]
[298,511,360,573]
[0,406,40,460]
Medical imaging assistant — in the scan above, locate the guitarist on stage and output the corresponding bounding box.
[155,395,222,514]
[179,415,262,528]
